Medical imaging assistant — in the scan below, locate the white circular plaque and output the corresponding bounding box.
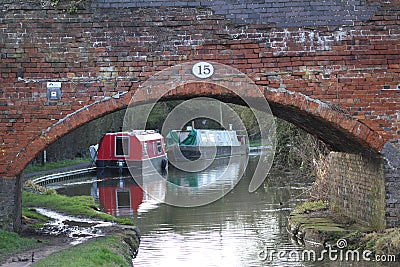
[192,62,214,79]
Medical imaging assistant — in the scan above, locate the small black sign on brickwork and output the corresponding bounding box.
[46,82,62,101]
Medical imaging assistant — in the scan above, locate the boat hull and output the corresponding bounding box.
[96,155,168,178]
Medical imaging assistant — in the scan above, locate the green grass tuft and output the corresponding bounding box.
[23,207,49,221]
[24,158,91,174]
[292,200,328,214]
[32,235,132,267]
[0,229,40,260]
[23,192,134,225]
[363,228,400,254]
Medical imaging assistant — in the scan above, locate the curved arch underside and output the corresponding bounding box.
[159,84,385,155]
[263,87,385,155]
[11,83,385,178]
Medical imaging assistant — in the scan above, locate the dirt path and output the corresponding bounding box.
[1,235,73,267]
[1,219,140,267]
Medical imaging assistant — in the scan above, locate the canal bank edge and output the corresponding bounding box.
[287,200,400,256]
[1,181,141,266]
[1,228,140,267]
[29,226,141,267]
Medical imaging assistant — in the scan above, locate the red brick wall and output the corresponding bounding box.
[0,0,399,178]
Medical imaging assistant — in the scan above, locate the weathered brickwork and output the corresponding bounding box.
[0,0,399,229]
[382,142,400,228]
[1,0,398,176]
[0,177,20,231]
[329,152,386,230]
[91,0,380,27]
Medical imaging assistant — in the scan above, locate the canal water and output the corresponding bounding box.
[130,155,310,267]
[52,155,310,266]
[52,155,395,266]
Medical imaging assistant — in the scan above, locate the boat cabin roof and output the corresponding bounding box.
[135,133,163,142]
[105,130,163,142]
[166,129,242,147]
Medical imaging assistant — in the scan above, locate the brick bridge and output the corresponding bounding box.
[1,0,399,231]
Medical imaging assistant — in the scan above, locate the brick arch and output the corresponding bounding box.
[12,79,385,179]
[263,87,386,154]
[160,82,385,154]
[10,93,133,178]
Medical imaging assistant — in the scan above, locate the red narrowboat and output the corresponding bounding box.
[94,130,168,178]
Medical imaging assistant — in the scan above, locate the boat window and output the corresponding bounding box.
[200,132,209,144]
[209,133,215,143]
[115,136,129,157]
[143,142,148,156]
[117,191,130,209]
[220,132,228,145]
[157,141,162,154]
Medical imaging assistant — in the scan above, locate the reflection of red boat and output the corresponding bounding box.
[94,130,168,178]
[97,178,143,216]
[95,175,166,216]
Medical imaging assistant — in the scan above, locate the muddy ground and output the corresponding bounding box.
[1,212,139,267]
[1,232,73,267]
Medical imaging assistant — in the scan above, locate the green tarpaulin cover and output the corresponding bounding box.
[166,129,198,146]
[180,129,197,145]
[166,130,179,147]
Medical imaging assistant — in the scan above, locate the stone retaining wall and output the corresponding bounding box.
[0,176,20,232]
[328,152,386,230]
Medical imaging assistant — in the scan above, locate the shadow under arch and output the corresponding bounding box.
[263,86,386,155]
[156,81,386,155]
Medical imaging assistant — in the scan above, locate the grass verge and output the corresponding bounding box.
[24,158,91,174]
[0,229,41,262]
[32,234,133,267]
[1,180,137,265]
[23,191,134,225]
[289,200,400,255]
[22,207,50,228]
[292,199,328,214]
[363,228,400,255]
